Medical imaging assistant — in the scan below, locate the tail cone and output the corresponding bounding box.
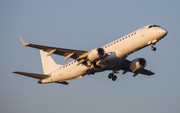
[38,80,42,84]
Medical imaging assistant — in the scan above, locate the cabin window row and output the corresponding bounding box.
[104,32,136,49]
[63,60,78,68]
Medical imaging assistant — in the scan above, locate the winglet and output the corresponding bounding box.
[19,37,29,46]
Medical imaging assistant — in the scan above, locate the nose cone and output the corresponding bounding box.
[159,28,168,37]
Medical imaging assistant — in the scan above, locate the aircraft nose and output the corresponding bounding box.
[158,28,168,36]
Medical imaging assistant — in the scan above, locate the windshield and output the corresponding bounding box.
[148,25,160,29]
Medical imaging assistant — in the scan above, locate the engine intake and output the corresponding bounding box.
[87,48,105,62]
[129,58,147,72]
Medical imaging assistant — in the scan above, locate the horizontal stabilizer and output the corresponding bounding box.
[13,71,50,79]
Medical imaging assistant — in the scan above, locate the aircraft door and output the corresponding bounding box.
[140,27,145,37]
[58,67,62,76]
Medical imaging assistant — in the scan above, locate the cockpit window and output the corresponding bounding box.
[148,25,160,29]
[153,25,160,27]
[148,25,153,29]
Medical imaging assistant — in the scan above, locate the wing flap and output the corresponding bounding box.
[13,71,50,79]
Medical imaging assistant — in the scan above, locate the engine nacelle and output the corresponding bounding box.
[87,48,105,62]
[129,58,147,72]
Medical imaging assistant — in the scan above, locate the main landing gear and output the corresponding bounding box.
[108,67,119,81]
[87,66,119,81]
[87,69,95,75]
[108,73,117,81]
[108,68,119,81]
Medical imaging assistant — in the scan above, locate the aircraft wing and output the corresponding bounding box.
[119,59,155,76]
[138,68,154,75]
[19,37,87,60]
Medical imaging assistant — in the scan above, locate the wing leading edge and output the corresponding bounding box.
[19,37,87,60]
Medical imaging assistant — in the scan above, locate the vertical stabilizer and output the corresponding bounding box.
[40,50,61,74]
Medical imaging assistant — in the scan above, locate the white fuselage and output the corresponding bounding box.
[41,25,167,84]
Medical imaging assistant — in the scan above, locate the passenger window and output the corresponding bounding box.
[105,46,107,48]
[134,32,136,35]
[117,41,118,43]
[120,39,121,41]
[111,43,113,45]
[131,34,133,36]
[108,45,110,47]
[128,35,130,37]
[114,42,116,44]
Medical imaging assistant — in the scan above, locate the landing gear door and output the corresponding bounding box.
[141,27,145,37]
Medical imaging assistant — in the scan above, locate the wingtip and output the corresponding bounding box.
[19,37,29,46]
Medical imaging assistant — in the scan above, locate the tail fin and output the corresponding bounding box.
[40,50,61,74]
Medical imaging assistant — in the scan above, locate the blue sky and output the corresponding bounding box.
[1,0,180,113]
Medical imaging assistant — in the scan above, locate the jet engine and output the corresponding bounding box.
[87,48,105,62]
[129,58,147,72]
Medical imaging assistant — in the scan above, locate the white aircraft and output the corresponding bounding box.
[13,25,167,85]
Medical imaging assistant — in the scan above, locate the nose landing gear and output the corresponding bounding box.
[149,39,158,51]
[151,43,156,51]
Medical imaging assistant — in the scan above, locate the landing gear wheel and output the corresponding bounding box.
[108,73,114,79]
[152,47,156,51]
[87,69,91,75]
[151,43,157,51]
[87,69,96,75]
[91,69,95,75]
[112,75,117,81]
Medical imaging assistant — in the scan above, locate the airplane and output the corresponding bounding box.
[13,24,167,85]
